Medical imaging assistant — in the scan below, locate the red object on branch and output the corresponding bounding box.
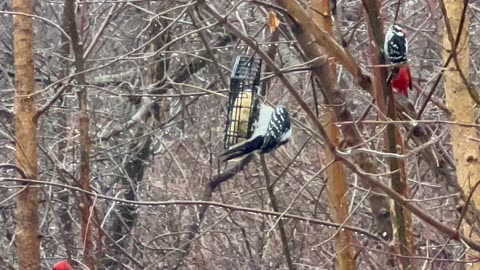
[391,66,412,97]
[52,260,74,270]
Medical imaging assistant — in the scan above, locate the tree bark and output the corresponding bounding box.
[56,0,74,258]
[275,0,393,242]
[12,0,40,268]
[310,1,356,269]
[64,0,95,268]
[442,1,480,268]
[363,1,414,267]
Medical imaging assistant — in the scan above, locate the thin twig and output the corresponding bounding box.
[0,177,383,240]
[260,155,294,270]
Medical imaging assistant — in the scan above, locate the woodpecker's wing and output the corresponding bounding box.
[261,107,292,153]
[250,103,274,137]
[219,136,264,162]
[384,24,407,64]
[220,103,275,162]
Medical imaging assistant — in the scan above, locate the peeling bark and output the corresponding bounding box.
[442,1,480,268]
[13,0,40,268]
[310,1,356,269]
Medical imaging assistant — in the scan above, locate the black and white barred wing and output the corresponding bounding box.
[384,24,408,64]
[261,107,292,153]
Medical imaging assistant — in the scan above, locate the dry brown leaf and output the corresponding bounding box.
[268,10,280,33]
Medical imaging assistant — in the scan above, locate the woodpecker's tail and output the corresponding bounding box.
[219,136,264,162]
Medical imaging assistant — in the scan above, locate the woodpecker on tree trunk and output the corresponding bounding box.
[384,24,412,97]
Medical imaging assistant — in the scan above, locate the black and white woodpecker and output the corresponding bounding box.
[220,104,292,162]
[384,24,412,97]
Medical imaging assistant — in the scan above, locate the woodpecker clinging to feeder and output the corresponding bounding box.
[384,24,412,97]
[220,104,292,162]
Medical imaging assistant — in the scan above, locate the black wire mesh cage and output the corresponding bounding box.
[223,55,263,149]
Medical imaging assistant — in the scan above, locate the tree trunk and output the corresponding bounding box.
[442,1,480,268]
[310,1,356,269]
[12,0,40,268]
[363,1,415,267]
[275,0,393,243]
[64,0,95,268]
[56,0,74,258]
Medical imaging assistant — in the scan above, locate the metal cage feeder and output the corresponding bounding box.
[223,55,263,149]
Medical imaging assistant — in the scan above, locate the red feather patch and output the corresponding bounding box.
[52,260,74,270]
[391,66,412,97]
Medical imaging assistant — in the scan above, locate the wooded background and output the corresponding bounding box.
[1,0,480,269]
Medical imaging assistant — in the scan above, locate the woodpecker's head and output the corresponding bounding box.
[391,24,405,35]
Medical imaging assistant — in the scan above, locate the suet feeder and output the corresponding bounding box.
[223,55,262,149]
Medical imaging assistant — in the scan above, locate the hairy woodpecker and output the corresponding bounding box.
[220,104,292,162]
[384,24,412,97]
[227,90,253,145]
